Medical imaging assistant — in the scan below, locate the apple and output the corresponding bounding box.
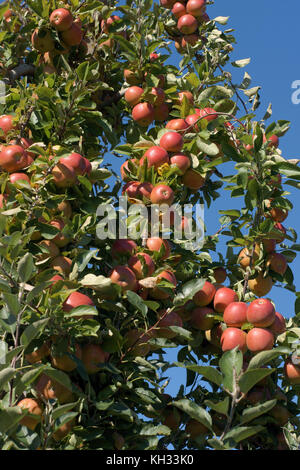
[17,398,43,431]
[37,240,60,260]
[213,267,227,284]
[112,239,137,257]
[82,343,109,374]
[185,113,200,131]
[25,342,50,365]
[182,169,205,190]
[151,87,166,106]
[221,327,247,353]
[186,0,206,17]
[150,270,177,300]
[31,28,55,53]
[49,218,71,248]
[150,184,174,206]
[193,281,216,307]
[262,239,276,253]
[50,256,73,275]
[166,118,189,132]
[137,182,154,199]
[146,237,171,260]
[178,91,194,105]
[109,265,137,291]
[124,69,143,85]
[132,102,155,127]
[101,15,121,33]
[223,302,248,328]
[248,273,273,297]
[36,373,74,404]
[61,22,83,46]
[264,200,288,223]
[191,306,215,331]
[0,194,8,209]
[181,34,199,48]
[266,252,287,275]
[185,419,208,439]
[238,245,260,269]
[9,173,30,185]
[246,328,274,352]
[177,14,198,34]
[128,252,155,279]
[284,360,300,384]
[269,312,286,336]
[123,181,140,199]
[63,291,95,313]
[59,152,86,175]
[172,2,186,18]
[159,132,183,152]
[162,409,181,430]
[149,52,159,61]
[213,287,238,313]
[246,298,275,328]
[0,145,28,173]
[196,107,218,122]
[0,114,15,138]
[272,223,286,243]
[153,310,183,338]
[170,153,191,174]
[264,134,279,148]
[50,8,73,32]
[141,146,169,169]
[51,343,82,372]
[153,103,169,121]
[55,200,73,219]
[125,86,144,106]
[52,163,77,188]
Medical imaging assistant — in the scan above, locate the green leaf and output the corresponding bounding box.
[20,318,49,347]
[196,137,219,156]
[240,400,277,424]
[174,362,223,387]
[0,367,16,391]
[204,397,229,417]
[0,407,23,433]
[126,290,148,316]
[172,399,212,431]
[232,58,251,68]
[140,424,171,436]
[45,368,73,392]
[168,326,193,341]
[247,348,286,369]
[219,348,243,393]
[239,368,275,394]
[17,253,34,283]
[52,403,78,422]
[224,425,264,444]
[174,278,205,305]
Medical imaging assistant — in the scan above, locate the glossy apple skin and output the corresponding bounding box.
[150,270,177,300]
[61,23,83,46]
[223,302,248,328]
[166,118,189,132]
[186,0,206,17]
[246,328,274,353]
[266,252,287,275]
[170,153,191,174]
[284,360,300,384]
[146,238,171,260]
[109,265,137,291]
[59,153,86,176]
[150,184,174,206]
[195,107,218,122]
[191,307,215,331]
[248,273,273,297]
[182,169,205,190]
[137,182,154,200]
[51,343,82,372]
[17,398,43,431]
[141,146,169,169]
[247,298,276,328]
[52,163,77,188]
[128,252,155,279]
[50,8,73,32]
[221,327,247,353]
[63,291,95,312]
[9,173,30,184]
[269,311,286,336]
[185,114,200,132]
[159,132,183,153]
[124,86,144,106]
[213,287,238,313]
[172,2,186,19]
[112,239,137,257]
[132,102,155,127]
[177,14,198,34]
[0,145,28,173]
[178,91,194,105]
[213,267,227,284]
[0,114,15,138]
[193,281,216,307]
[153,103,169,122]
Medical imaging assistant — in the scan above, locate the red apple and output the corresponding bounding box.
[182,169,205,190]
[120,159,138,181]
[50,8,73,32]
[123,181,140,199]
[124,86,144,107]
[213,287,238,313]
[150,184,174,206]
[132,102,155,127]
[61,22,83,46]
[193,281,216,307]
[154,310,183,338]
[52,163,77,188]
[9,173,30,185]
[269,312,286,336]
[177,14,198,34]
[159,132,183,152]
[196,107,218,122]
[247,298,276,328]
[141,146,169,169]
[63,291,95,312]
[109,265,137,291]
[146,238,171,259]
[0,145,28,173]
[150,270,177,300]
[172,2,186,18]
[0,115,15,138]
[112,239,137,258]
[59,153,86,175]
[221,327,247,353]
[170,153,191,174]
[191,306,215,331]
[166,118,189,132]
[223,302,248,328]
[186,0,206,17]
[246,328,274,353]
[137,182,154,199]
[128,252,155,279]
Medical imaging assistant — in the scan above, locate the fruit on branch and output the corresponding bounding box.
[124,69,143,85]
[271,222,287,244]
[17,398,43,431]
[264,134,279,148]
[284,360,300,384]
[52,163,77,188]
[25,343,50,364]
[150,184,174,206]
[170,153,191,174]
[125,86,144,106]
[112,239,137,257]
[137,182,154,199]
[162,408,181,431]
[153,103,169,121]
[37,240,60,260]
[149,52,159,61]
[50,8,73,32]
[9,173,30,185]
[151,87,166,106]
[185,113,200,132]
[223,302,248,328]
[238,245,260,269]
[205,323,224,348]
[63,291,95,313]
[153,310,183,338]
[54,200,73,219]
[50,256,72,275]
[31,28,55,52]
[166,118,189,132]
[160,132,183,152]
[82,343,109,374]
[262,239,276,253]
[141,146,169,169]
[264,200,288,223]
[269,404,291,426]
[172,2,187,19]
[132,102,155,127]
[123,181,140,199]
[150,270,177,300]
[186,0,206,17]
[51,343,82,372]
[196,107,218,122]
[49,219,70,248]
[266,252,287,275]
[36,374,74,404]
[246,387,271,405]
[181,34,199,48]
[101,15,121,33]
[182,169,205,190]
[109,265,137,291]
[269,312,286,336]
[0,145,28,172]
[185,418,208,438]
[177,14,198,34]
[213,287,238,313]
[146,238,171,259]
[193,281,216,307]
[59,153,87,176]
[220,327,247,353]
[0,114,15,138]
[61,22,83,46]
[246,328,274,352]
[124,329,151,356]
[178,91,194,105]
[248,273,273,297]
[213,267,227,284]
[128,252,155,279]
[191,306,215,330]
[53,419,75,442]
[246,298,276,328]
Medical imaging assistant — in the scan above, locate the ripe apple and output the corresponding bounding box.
[193,281,216,307]
[223,302,248,328]
[284,360,300,384]
[246,298,275,328]
[55,200,73,218]
[25,343,50,365]
[185,114,200,132]
[112,239,137,257]
[191,306,215,331]
[177,14,198,34]
[132,102,155,127]
[37,240,60,260]
[61,22,83,46]
[213,267,227,284]
[50,256,73,275]
[51,343,82,372]
[238,244,260,269]
[221,327,247,353]
[196,107,218,122]
[63,291,95,313]
[53,419,75,442]
[170,153,191,175]
[172,2,186,18]
[124,329,151,356]
[0,145,28,172]
[150,184,174,206]
[59,152,86,176]
[262,239,276,253]
[153,310,183,338]
[264,134,279,148]
[146,237,171,260]
[151,87,166,106]
[125,86,144,106]
[82,343,109,374]
[271,222,287,244]
[109,265,137,291]
[141,146,169,169]
[182,169,205,190]
[269,312,286,336]
[213,287,238,313]
[36,373,74,404]
[166,118,189,132]
[101,15,121,33]
[31,28,55,52]
[264,200,288,223]
[128,252,155,279]
[49,218,70,248]
[50,8,73,31]
[0,114,15,138]
[181,34,199,48]
[246,328,274,352]
[160,132,183,153]
[124,69,143,85]
[0,194,8,209]
[150,270,177,300]
[149,52,159,61]
[153,103,169,121]
[248,273,273,297]
[162,408,181,430]
[266,252,287,275]
[52,163,77,188]
[186,0,206,17]
[137,182,154,200]
[17,398,43,431]
[123,181,140,199]
[9,173,30,185]
[178,90,194,105]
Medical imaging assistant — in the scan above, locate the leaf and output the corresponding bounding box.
[174,278,205,306]
[204,397,229,417]
[172,399,212,431]
[219,348,243,393]
[247,348,286,369]
[196,137,219,156]
[0,407,23,433]
[45,368,73,392]
[17,253,34,283]
[214,16,229,25]
[20,318,49,347]
[239,368,275,394]
[52,403,78,422]
[0,367,16,391]
[126,290,148,316]
[224,425,264,444]
[174,362,223,387]
[232,58,251,68]
[168,326,193,341]
[140,424,171,436]
[240,400,277,424]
